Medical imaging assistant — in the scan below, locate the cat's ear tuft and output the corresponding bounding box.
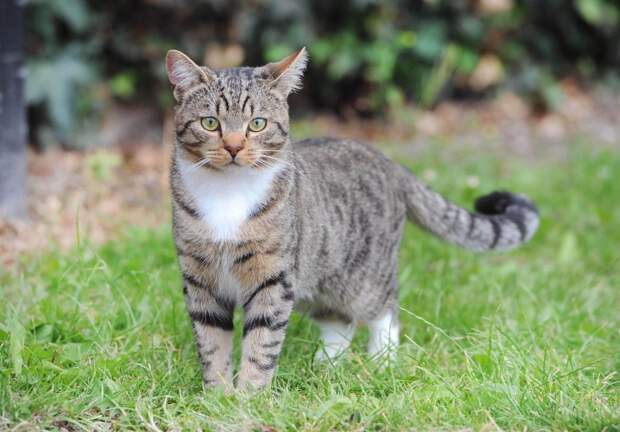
[166,50,212,100]
[263,47,308,97]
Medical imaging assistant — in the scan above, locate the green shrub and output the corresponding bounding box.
[25,0,620,146]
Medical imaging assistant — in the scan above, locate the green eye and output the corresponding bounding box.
[248,117,267,132]
[201,116,219,131]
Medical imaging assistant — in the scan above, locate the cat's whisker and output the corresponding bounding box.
[263,148,295,156]
[258,153,295,167]
[187,157,211,172]
[251,157,278,170]
[253,158,283,171]
[257,155,295,169]
[258,154,301,175]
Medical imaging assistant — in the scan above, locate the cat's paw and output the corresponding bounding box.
[314,345,348,363]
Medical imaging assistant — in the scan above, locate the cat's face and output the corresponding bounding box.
[166,48,307,170]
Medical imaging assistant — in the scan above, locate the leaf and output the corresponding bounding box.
[265,44,294,62]
[453,46,480,75]
[310,39,332,63]
[575,0,619,27]
[328,52,359,79]
[109,72,137,99]
[420,44,458,107]
[26,44,98,136]
[413,23,445,61]
[396,31,416,48]
[365,42,397,83]
[48,0,91,32]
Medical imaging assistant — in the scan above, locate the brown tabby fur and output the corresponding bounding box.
[165,48,539,391]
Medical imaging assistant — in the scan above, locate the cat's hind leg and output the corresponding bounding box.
[314,319,356,362]
[367,309,399,362]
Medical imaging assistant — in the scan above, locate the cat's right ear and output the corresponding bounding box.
[166,50,213,101]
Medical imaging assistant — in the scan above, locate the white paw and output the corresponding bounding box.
[367,311,399,363]
[315,320,355,363]
[314,346,344,363]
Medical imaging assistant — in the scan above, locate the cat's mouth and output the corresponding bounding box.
[183,146,259,169]
[216,154,256,169]
[223,149,264,169]
[227,159,244,167]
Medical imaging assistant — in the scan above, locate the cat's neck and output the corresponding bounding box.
[176,155,285,242]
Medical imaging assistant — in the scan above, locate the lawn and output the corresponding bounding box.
[1,142,619,431]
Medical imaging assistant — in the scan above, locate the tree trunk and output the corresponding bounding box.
[0,0,27,220]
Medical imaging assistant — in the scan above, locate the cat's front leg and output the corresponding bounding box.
[182,266,235,390]
[237,270,294,390]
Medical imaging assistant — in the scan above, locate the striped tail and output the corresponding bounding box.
[399,168,539,252]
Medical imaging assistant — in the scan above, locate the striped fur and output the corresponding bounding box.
[166,49,539,391]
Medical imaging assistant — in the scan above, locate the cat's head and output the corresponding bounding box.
[166,48,307,170]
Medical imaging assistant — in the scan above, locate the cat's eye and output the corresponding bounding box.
[248,117,267,132]
[201,116,219,131]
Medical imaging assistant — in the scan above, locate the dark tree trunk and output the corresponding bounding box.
[0,0,27,220]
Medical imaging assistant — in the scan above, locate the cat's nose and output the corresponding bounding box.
[222,132,245,158]
[224,143,242,158]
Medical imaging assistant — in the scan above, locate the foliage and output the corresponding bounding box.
[1,143,619,429]
[26,0,97,145]
[25,0,620,146]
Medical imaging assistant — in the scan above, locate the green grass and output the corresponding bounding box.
[1,145,619,431]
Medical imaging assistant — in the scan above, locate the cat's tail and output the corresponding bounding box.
[398,167,539,251]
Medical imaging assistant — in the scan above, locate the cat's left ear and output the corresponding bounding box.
[261,47,308,97]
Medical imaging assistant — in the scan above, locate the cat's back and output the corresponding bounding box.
[292,137,396,177]
[291,137,402,206]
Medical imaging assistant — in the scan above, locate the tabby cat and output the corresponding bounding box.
[165,47,539,391]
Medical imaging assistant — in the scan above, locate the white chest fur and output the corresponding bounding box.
[177,157,282,242]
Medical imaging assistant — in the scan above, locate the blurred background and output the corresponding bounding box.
[1,0,620,267]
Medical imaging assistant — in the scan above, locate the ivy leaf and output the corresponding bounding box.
[575,0,619,27]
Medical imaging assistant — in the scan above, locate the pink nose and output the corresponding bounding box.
[224,143,242,157]
[223,132,245,158]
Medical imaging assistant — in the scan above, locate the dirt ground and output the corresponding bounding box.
[2,83,619,271]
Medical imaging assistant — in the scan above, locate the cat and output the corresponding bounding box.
[165,47,539,391]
